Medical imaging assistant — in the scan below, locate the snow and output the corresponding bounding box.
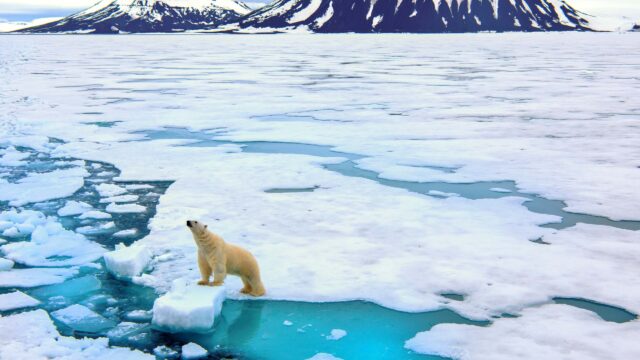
[103,243,153,278]
[180,342,208,359]
[0,267,78,287]
[51,304,116,333]
[152,279,226,333]
[58,201,94,216]
[0,291,40,311]
[326,328,347,340]
[1,211,105,267]
[405,304,640,360]
[0,310,152,359]
[0,146,29,166]
[0,167,88,206]
[0,257,15,271]
[288,0,323,24]
[313,1,334,28]
[106,203,147,213]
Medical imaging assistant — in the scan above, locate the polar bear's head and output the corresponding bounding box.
[186,220,208,236]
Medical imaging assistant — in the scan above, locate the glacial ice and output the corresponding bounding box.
[103,243,152,278]
[0,291,40,311]
[152,279,226,333]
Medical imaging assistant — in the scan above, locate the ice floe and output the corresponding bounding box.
[95,183,128,197]
[0,167,89,206]
[0,291,40,311]
[0,267,78,287]
[58,200,93,216]
[51,304,116,333]
[103,243,152,278]
[181,342,208,359]
[106,203,146,213]
[0,257,14,270]
[152,279,226,333]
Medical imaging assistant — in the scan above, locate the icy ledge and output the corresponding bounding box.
[0,310,152,359]
[152,279,226,333]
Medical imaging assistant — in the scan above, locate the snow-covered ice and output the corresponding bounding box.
[58,200,93,216]
[326,328,347,340]
[100,194,139,203]
[0,267,78,287]
[152,279,226,333]
[95,183,128,197]
[0,310,152,359]
[103,243,152,278]
[78,210,112,219]
[181,342,208,359]
[405,304,640,360]
[0,167,89,206]
[51,304,116,333]
[113,229,139,237]
[0,257,14,270]
[106,203,147,213]
[0,291,40,311]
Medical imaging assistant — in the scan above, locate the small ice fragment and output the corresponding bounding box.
[51,304,116,333]
[58,201,93,216]
[95,183,127,197]
[76,221,116,235]
[125,309,153,322]
[0,257,14,271]
[152,279,226,333]
[181,342,208,359]
[103,243,152,278]
[427,190,459,198]
[283,320,293,326]
[126,184,154,190]
[113,229,138,237]
[154,345,179,359]
[490,187,512,193]
[106,203,146,213]
[0,291,40,311]
[107,322,149,344]
[326,329,347,340]
[306,354,343,360]
[99,194,139,203]
[78,210,112,219]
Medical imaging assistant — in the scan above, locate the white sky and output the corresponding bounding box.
[0,0,638,21]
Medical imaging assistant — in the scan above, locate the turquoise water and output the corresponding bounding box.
[1,141,637,359]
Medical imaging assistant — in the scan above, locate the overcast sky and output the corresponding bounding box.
[0,0,638,22]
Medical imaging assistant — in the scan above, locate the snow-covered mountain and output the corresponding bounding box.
[235,0,590,32]
[632,23,640,32]
[19,0,252,33]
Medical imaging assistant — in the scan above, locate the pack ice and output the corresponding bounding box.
[103,243,153,278]
[151,279,226,333]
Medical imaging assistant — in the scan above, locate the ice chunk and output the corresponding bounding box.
[0,267,78,287]
[99,194,139,203]
[0,167,89,206]
[78,210,112,219]
[51,304,116,333]
[1,220,105,267]
[152,279,226,333]
[125,309,153,322]
[283,320,293,326]
[0,257,14,271]
[0,146,29,166]
[76,222,116,235]
[113,229,138,237]
[58,201,93,216]
[154,345,179,359]
[181,342,208,359]
[103,243,152,278]
[31,275,101,300]
[107,322,149,343]
[307,354,343,360]
[95,183,127,197]
[0,291,40,311]
[0,310,153,359]
[126,184,154,190]
[326,328,347,340]
[490,187,512,193]
[0,209,47,237]
[106,203,146,213]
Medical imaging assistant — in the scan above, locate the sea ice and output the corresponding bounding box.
[306,354,343,360]
[0,291,40,311]
[58,201,93,216]
[1,214,105,267]
[326,329,347,340]
[99,194,139,203]
[154,345,179,359]
[152,279,226,333]
[76,222,116,235]
[95,183,127,197]
[31,275,102,300]
[107,322,150,344]
[78,210,112,219]
[113,229,138,237]
[0,310,152,359]
[0,267,78,288]
[103,243,152,278]
[181,342,208,359]
[0,257,14,271]
[106,203,146,213]
[405,304,640,360]
[0,146,29,166]
[0,167,89,206]
[51,304,116,333]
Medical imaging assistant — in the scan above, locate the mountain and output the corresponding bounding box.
[234,0,591,33]
[632,23,640,31]
[19,0,251,33]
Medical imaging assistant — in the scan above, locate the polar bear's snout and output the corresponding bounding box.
[186,220,192,227]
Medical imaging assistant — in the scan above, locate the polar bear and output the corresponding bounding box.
[186,220,266,297]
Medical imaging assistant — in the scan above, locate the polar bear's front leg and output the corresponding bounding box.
[197,251,212,286]
[212,254,227,286]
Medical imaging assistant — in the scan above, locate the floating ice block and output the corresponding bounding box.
[0,291,40,311]
[103,243,152,278]
[31,275,101,300]
[152,279,226,333]
[51,304,116,334]
[181,342,208,359]
[0,257,14,271]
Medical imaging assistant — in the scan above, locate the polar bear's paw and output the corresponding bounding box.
[197,280,211,286]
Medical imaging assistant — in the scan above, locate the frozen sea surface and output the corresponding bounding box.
[1,33,639,359]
